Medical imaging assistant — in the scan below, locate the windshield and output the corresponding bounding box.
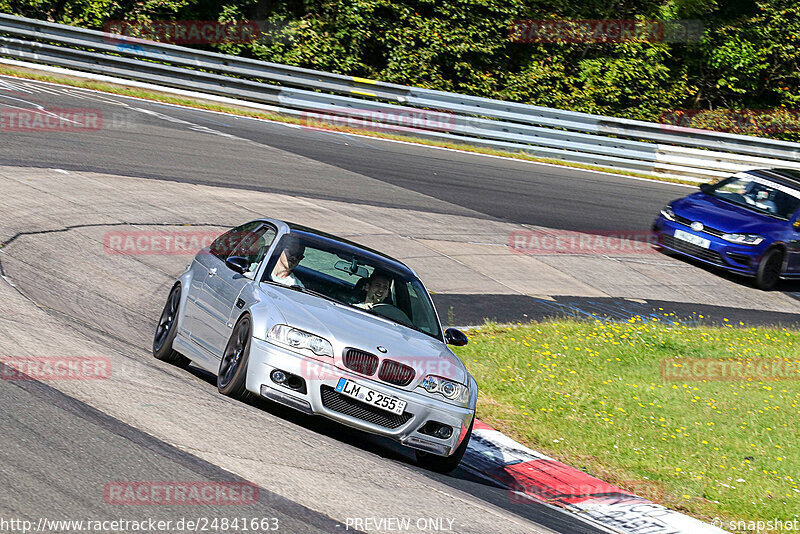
[707,174,800,220]
[261,231,442,339]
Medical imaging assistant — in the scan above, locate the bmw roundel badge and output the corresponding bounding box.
[377,346,387,353]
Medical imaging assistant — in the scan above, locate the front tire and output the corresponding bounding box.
[153,284,190,369]
[217,315,252,399]
[755,248,783,290]
[415,417,474,474]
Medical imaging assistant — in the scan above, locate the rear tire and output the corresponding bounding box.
[217,315,252,400]
[153,284,190,369]
[415,417,474,474]
[755,248,783,290]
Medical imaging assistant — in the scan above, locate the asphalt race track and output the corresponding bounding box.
[0,73,798,534]
[0,75,684,231]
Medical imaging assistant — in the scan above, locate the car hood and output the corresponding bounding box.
[259,285,468,385]
[672,192,783,233]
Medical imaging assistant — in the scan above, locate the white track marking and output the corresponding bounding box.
[0,100,83,125]
[19,81,63,95]
[131,106,256,143]
[0,79,32,93]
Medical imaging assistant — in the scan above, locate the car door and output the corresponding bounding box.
[178,257,209,338]
[193,223,276,357]
[182,223,253,340]
[785,212,800,273]
[187,221,261,356]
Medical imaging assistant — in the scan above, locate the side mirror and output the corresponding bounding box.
[225,256,250,274]
[699,183,712,193]
[444,328,468,346]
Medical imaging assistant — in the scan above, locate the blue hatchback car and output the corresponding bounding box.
[652,168,800,290]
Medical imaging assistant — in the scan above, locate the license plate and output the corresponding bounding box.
[335,378,407,416]
[674,229,710,249]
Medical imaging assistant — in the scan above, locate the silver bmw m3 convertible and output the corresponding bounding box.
[153,218,477,473]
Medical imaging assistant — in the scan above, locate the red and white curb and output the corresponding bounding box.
[462,420,726,534]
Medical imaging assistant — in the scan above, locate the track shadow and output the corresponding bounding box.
[433,292,800,330]
[182,365,605,534]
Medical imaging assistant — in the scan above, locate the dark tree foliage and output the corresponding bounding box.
[2,0,798,139]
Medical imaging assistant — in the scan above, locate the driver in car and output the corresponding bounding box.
[355,270,391,310]
[754,189,777,214]
[270,236,305,288]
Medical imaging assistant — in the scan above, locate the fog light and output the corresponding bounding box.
[419,420,454,440]
[271,370,287,384]
[435,426,453,439]
[287,375,303,390]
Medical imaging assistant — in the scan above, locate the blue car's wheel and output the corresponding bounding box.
[755,248,783,290]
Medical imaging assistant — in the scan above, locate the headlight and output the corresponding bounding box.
[267,324,333,357]
[419,375,469,404]
[722,233,764,246]
[660,205,676,221]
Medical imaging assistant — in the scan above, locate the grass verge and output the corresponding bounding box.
[0,63,699,186]
[454,318,799,525]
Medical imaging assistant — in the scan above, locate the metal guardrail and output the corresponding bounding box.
[1,13,799,181]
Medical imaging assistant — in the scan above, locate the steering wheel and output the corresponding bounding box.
[371,303,412,325]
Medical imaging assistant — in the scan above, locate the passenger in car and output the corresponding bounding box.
[270,236,305,288]
[354,270,391,310]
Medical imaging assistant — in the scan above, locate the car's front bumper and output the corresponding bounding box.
[245,337,475,457]
[652,216,766,275]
